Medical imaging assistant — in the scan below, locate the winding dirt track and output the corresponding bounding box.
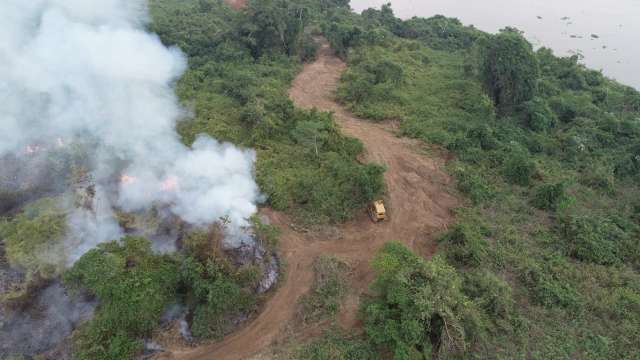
[162,40,459,360]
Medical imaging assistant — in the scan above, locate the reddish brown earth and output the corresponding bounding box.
[157,39,459,360]
[225,0,247,10]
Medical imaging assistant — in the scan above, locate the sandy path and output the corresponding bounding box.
[160,39,458,360]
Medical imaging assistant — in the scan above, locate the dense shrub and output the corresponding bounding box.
[439,224,489,267]
[522,96,557,132]
[452,165,496,204]
[614,145,640,178]
[559,215,634,265]
[502,148,536,186]
[519,259,581,309]
[464,271,514,319]
[362,242,483,358]
[64,237,180,360]
[364,59,404,85]
[179,256,257,339]
[400,15,480,51]
[532,182,573,211]
[0,198,67,275]
[300,34,320,62]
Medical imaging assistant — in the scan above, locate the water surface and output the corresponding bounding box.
[352,0,640,89]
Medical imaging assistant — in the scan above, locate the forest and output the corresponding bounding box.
[1,0,638,359]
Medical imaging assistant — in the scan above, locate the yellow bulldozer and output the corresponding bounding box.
[368,200,387,222]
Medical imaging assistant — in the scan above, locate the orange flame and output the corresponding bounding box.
[160,175,179,191]
[25,144,43,155]
[120,174,138,185]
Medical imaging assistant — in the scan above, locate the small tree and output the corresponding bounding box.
[478,28,539,113]
[291,120,330,158]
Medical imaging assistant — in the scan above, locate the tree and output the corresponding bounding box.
[242,0,310,57]
[478,28,539,112]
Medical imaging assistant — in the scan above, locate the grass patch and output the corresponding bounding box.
[297,255,349,325]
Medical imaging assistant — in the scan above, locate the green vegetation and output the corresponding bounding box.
[334,4,640,358]
[179,255,258,339]
[1,197,66,275]
[362,242,480,359]
[477,28,540,112]
[2,2,383,359]
[64,232,260,358]
[295,329,379,360]
[150,0,384,224]
[64,237,180,359]
[2,1,639,359]
[297,255,349,324]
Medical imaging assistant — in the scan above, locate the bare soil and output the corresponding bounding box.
[157,39,459,360]
[225,0,247,10]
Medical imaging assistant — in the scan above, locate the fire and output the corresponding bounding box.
[25,144,43,155]
[160,175,179,192]
[120,174,138,185]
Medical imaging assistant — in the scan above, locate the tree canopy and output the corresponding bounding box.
[478,28,539,112]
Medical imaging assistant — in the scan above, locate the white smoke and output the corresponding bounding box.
[0,0,260,259]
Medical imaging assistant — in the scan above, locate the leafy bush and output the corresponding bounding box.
[519,259,581,309]
[179,256,257,339]
[559,215,636,265]
[613,145,640,178]
[452,165,496,204]
[522,96,557,132]
[502,148,536,186]
[579,163,615,193]
[400,15,481,51]
[363,59,404,85]
[64,237,180,360]
[0,197,67,276]
[439,224,489,267]
[362,242,482,358]
[300,34,320,62]
[532,182,573,211]
[284,151,386,223]
[464,270,514,319]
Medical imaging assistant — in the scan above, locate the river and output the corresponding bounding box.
[351,0,640,89]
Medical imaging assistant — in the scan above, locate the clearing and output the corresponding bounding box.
[158,39,459,360]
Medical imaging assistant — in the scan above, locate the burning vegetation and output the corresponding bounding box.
[0,0,275,358]
[0,0,389,358]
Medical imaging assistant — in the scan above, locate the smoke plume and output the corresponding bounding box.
[0,0,260,258]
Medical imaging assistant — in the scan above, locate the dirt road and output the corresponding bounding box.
[161,40,459,360]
